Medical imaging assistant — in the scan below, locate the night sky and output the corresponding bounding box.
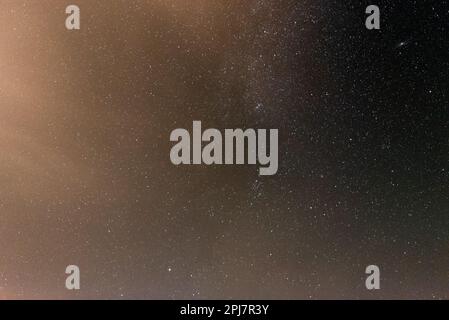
[0,0,448,299]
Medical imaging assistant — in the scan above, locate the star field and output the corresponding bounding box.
[0,0,448,299]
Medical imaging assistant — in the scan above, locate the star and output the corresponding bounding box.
[396,41,407,48]
[255,102,264,111]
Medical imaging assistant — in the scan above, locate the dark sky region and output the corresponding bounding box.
[0,0,448,299]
